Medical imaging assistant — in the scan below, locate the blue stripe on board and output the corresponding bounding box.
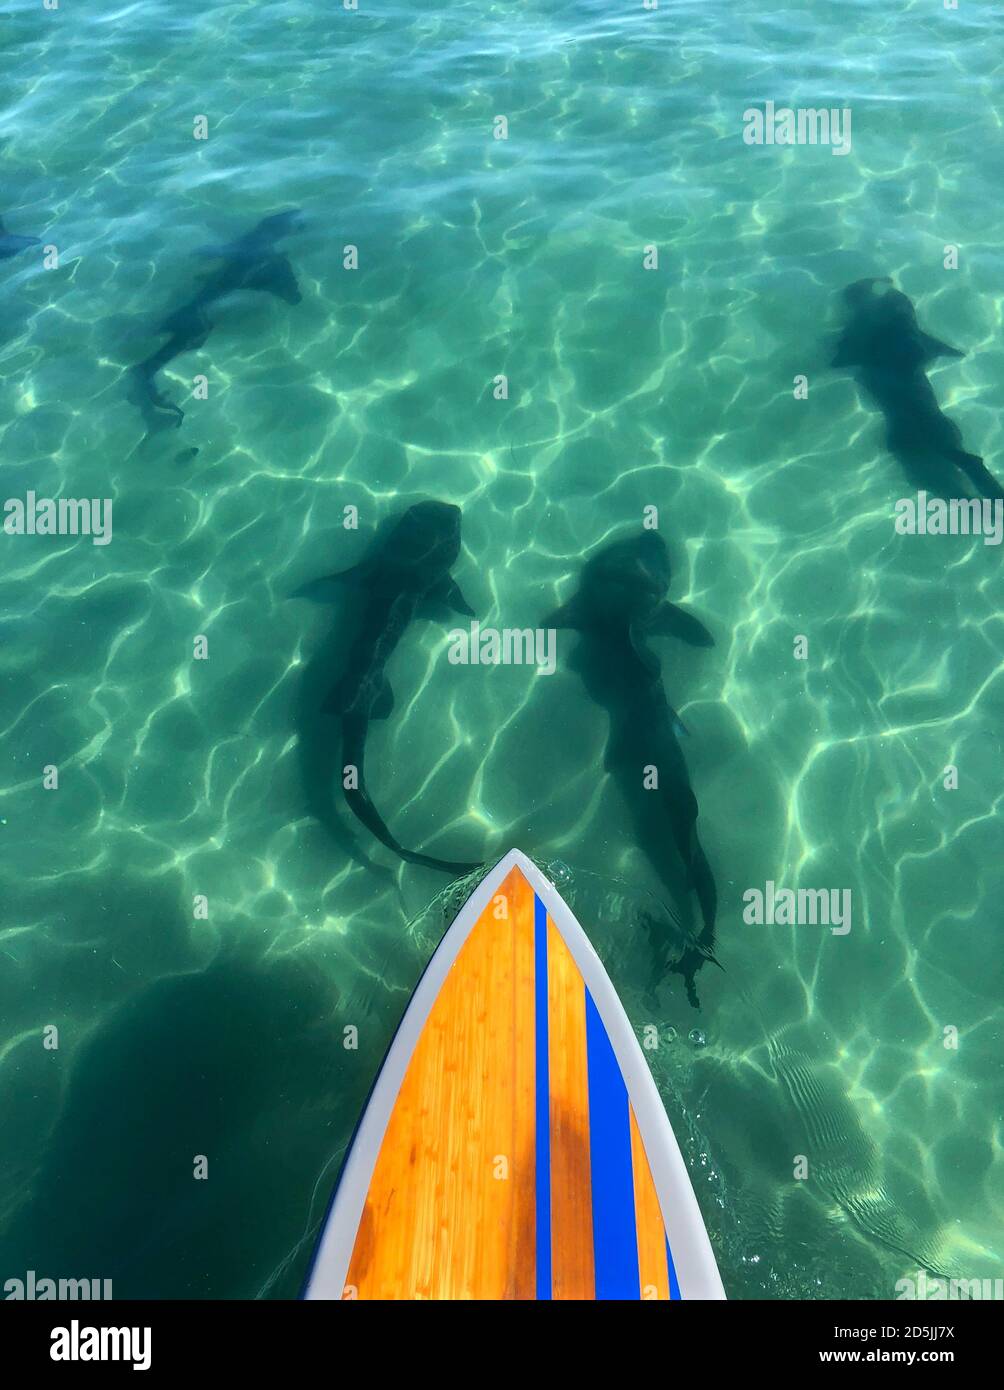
[534,894,552,1301]
[666,1235,681,1300]
[585,989,641,1299]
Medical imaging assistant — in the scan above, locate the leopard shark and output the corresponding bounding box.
[544,529,718,1005]
[294,501,481,877]
[833,277,1003,501]
[131,209,303,434]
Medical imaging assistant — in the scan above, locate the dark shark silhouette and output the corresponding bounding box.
[294,501,480,876]
[292,608,403,893]
[131,210,303,433]
[544,529,718,1006]
[0,215,41,260]
[833,277,1003,501]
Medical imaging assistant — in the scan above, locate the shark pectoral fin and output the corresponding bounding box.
[650,601,715,648]
[922,332,964,361]
[0,233,41,256]
[424,574,475,619]
[832,328,866,369]
[248,255,302,305]
[542,596,585,630]
[372,679,395,720]
[272,264,302,305]
[292,564,368,603]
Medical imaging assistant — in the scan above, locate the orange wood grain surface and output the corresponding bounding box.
[546,917,596,1300]
[630,1105,671,1300]
[344,866,537,1299]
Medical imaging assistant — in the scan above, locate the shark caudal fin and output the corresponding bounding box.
[343,778,480,876]
[129,367,185,432]
[341,713,479,877]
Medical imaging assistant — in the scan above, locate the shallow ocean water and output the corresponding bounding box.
[1,0,1001,1298]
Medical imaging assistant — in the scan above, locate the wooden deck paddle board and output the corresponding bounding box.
[304,848,725,1300]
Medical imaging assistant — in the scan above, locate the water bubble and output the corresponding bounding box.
[547,859,572,887]
[688,1028,707,1048]
[665,1026,678,1044]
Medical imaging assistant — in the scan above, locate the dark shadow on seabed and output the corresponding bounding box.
[0,954,358,1298]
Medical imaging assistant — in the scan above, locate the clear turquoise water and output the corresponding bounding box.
[1,0,1001,1299]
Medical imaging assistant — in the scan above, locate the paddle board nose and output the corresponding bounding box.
[304,848,725,1300]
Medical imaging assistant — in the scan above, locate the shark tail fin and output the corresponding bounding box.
[129,366,184,432]
[345,777,479,876]
[341,713,480,877]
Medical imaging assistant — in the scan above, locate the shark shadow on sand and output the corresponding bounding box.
[293,501,481,878]
[833,277,1003,501]
[544,529,719,1007]
[0,952,350,1298]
